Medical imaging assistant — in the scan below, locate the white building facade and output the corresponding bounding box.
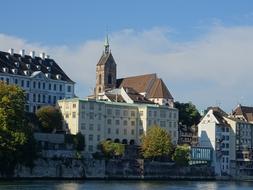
[0,49,75,112]
[198,107,253,176]
[58,98,178,153]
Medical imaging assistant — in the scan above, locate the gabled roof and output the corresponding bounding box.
[123,87,154,104]
[0,51,74,83]
[116,73,157,93]
[148,78,173,99]
[96,52,116,66]
[233,105,253,122]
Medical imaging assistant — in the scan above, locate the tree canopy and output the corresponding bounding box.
[174,101,201,127]
[141,126,173,160]
[172,144,191,166]
[0,82,37,176]
[36,106,63,133]
[100,140,125,159]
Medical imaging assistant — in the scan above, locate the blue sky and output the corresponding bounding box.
[1,1,253,111]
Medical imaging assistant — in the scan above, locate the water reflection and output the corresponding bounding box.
[0,180,253,190]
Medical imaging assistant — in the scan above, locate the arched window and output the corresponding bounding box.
[108,74,112,84]
[99,74,102,85]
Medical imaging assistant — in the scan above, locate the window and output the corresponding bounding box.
[89,145,93,152]
[107,119,112,125]
[139,129,143,135]
[89,113,94,120]
[42,95,45,103]
[26,93,29,101]
[89,102,94,110]
[160,110,166,118]
[99,74,102,85]
[154,111,157,117]
[38,82,41,89]
[21,80,24,87]
[73,103,76,108]
[89,134,93,141]
[131,121,135,126]
[131,111,135,117]
[160,121,166,128]
[48,84,51,90]
[81,104,85,109]
[139,111,143,116]
[108,128,111,134]
[42,82,45,89]
[97,135,101,142]
[97,124,101,131]
[59,85,62,91]
[72,112,76,118]
[124,129,127,135]
[116,128,119,134]
[88,145,93,152]
[54,84,56,91]
[38,94,41,102]
[48,95,51,103]
[81,123,86,130]
[53,96,56,104]
[33,94,36,102]
[81,112,85,119]
[65,113,69,118]
[108,74,112,84]
[26,81,30,88]
[115,109,120,116]
[115,120,120,125]
[131,129,135,135]
[107,108,112,115]
[123,120,128,126]
[123,110,128,117]
[14,78,18,84]
[89,124,94,131]
[148,111,152,117]
[67,86,71,92]
[173,112,177,119]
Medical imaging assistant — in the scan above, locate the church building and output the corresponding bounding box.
[94,36,174,108]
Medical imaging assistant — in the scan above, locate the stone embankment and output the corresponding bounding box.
[0,158,215,180]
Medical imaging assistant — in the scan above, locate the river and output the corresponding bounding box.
[0,180,252,190]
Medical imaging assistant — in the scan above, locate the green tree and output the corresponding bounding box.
[0,82,37,176]
[73,132,85,151]
[36,106,63,132]
[100,140,125,158]
[174,101,201,127]
[172,144,190,166]
[141,126,173,160]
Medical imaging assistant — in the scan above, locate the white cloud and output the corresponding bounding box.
[1,25,253,111]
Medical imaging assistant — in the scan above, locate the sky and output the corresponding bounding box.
[1,0,253,112]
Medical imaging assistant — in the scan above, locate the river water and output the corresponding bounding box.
[0,180,252,190]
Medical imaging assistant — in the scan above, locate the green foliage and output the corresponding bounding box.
[65,133,85,151]
[172,144,190,166]
[73,132,85,151]
[0,82,37,176]
[36,106,63,133]
[141,126,173,160]
[174,101,201,127]
[100,140,125,158]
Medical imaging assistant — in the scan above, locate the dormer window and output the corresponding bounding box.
[24,70,30,76]
[12,68,18,74]
[56,74,62,80]
[15,62,20,68]
[36,65,41,70]
[3,67,9,73]
[46,66,51,72]
[45,73,51,79]
[26,64,30,69]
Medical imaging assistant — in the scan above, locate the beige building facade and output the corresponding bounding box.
[58,98,178,153]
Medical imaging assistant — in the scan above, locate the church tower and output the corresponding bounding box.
[95,35,117,97]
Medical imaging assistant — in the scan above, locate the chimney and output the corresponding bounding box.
[40,52,45,60]
[20,49,25,57]
[8,48,14,56]
[30,51,35,59]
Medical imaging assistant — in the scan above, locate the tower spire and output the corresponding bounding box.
[104,34,109,54]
